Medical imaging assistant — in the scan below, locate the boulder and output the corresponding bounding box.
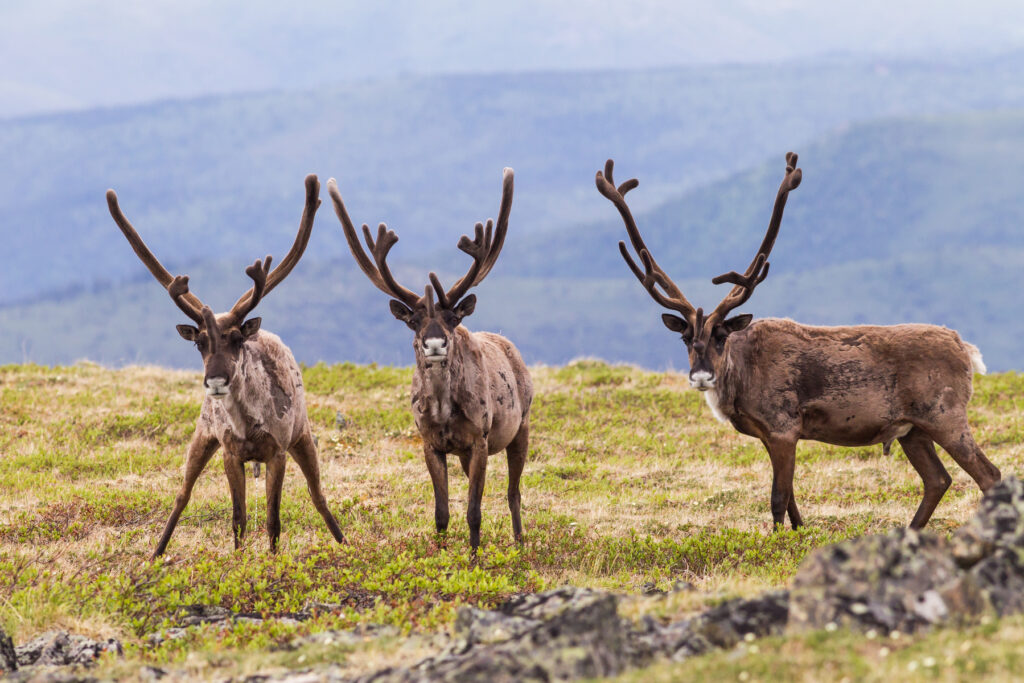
[15,630,122,667]
[0,626,16,672]
[788,527,961,633]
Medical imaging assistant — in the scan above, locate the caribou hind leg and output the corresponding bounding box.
[929,421,1001,493]
[898,427,952,529]
[153,433,220,558]
[506,421,528,544]
[289,430,345,544]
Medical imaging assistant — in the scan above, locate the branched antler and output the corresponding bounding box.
[327,179,422,308]
[432,168,514,308]
[107,189,206,319]
[227,256,272,323]
[230,174,321,315]
[708,152,801,323]
[597,159,697,322]
[168,275,204,325]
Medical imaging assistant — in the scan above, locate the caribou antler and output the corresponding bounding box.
[230,174,321,315]
[708,152,801,323]
[327,179,422,309]
[168,275,204,325]
[226,256,272,323]
[106,188,206,320]
[596,159,698,322]
[431,168,514,308]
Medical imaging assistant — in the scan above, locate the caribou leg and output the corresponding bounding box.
[424,445,451,534]
[506,421,529,544]
[289,430,345,544]
[930,422,1001,494]
[466,443,489,552]
[764,438,799,530]
[153,432,220,558]
[223,450,248,549]
[898,427,952,529]
[264,454,286,551]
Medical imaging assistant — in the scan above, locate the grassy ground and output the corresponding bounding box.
[0,360,1022,681]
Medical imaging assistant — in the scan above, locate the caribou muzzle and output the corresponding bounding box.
[689,370,715,391]
[422,337,448,364]
[205,376,230,398]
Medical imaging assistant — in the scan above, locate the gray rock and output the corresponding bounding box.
[0,625,16,672]
[355,587,643,682]
[145,628,188,648]
[632,591,789,660]
[952,476,1024,568]
[14,631,121,667]
[335,412,348,431]
[176,604,234,627]
[788,527,960,633]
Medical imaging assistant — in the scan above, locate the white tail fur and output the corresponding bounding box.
[966,343,987,375]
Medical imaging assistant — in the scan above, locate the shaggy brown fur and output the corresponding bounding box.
[597,154,1000,529]
[708,319,999,528]
[328,168,533,550]
[106,175,345,556]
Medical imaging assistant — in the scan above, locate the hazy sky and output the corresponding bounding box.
[3,1,1024,118]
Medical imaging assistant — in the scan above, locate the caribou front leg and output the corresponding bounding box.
[153,432,220,558]
[423,445,450,535]
[466,442,489,552]
[223,450,247,549]
[764,438,799,530]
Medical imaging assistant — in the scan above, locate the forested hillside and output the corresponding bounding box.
[3,109,1024,370]
[3,55,1024,305]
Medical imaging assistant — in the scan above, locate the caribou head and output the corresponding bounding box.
[327,169,513,370]
[596,154,801,390]
[105,175,321,397]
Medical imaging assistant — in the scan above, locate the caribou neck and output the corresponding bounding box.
[209,339,265,440]
[415,326,477,424]
[704,336,744,425]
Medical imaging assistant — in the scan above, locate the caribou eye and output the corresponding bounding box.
[441,310,460,328]
[229,331,243,346]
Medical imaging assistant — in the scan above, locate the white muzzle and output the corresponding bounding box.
[205,376,229,398]
[689,370,715,391]
[422,337,448,365]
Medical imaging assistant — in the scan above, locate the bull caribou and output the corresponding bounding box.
[596,153,1000,529]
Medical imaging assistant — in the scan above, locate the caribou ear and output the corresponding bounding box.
[390,300,420,330]
[661,314,688,334]
[722,314,753,333]
[240,317,262,339]
[176,325,199,341]
[452,294,476,321]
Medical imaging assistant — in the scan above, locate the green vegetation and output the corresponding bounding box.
[0,361,1021,679]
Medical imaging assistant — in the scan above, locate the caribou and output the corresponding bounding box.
[596,153,1001,530]
[106,174,345,557]
[327,168,532,551]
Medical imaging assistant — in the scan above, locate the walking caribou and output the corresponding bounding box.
[327,168,532,551]
[106,175,345,557]
[596,153,1000,529]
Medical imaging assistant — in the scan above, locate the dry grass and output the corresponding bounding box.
[0,360,1021,680]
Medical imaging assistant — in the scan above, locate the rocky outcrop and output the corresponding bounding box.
[14,631,122,668]
[790,475,1024,634]
[0,626,17,672]
[9,477,1024,682]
